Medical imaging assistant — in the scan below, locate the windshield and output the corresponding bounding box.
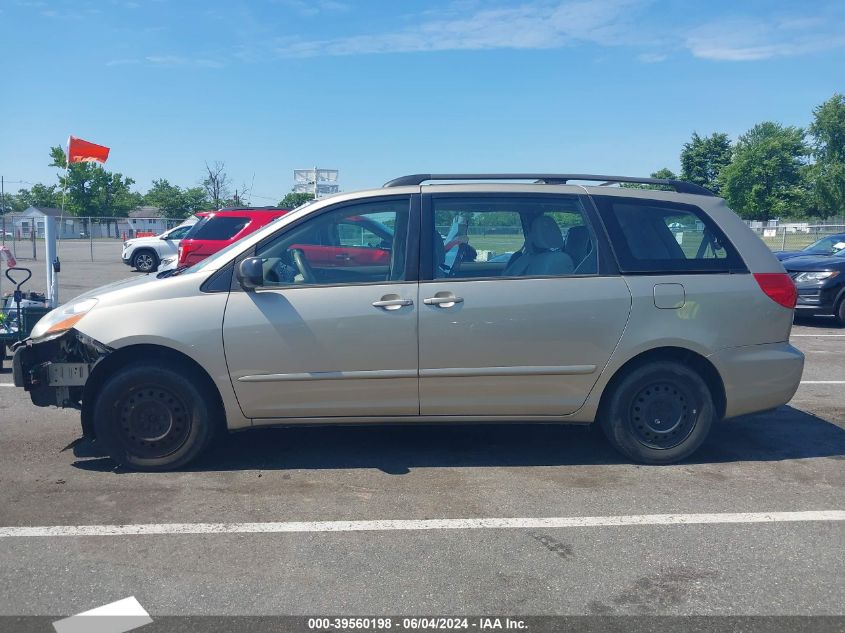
[803,235,845,254]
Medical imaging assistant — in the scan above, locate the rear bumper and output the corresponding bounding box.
[709,342,804,419]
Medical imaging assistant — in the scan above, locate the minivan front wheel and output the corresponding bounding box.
[600,361,715,464]
[93,363,218,471]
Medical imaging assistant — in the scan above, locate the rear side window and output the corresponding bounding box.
[186,216,250,241]
[593,196,746,274]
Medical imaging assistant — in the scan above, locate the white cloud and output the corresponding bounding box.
[274,0,645,57]
[105,58,141,67]
[274,0,350,17]
[144,55,225,68]
[685,13,845,61]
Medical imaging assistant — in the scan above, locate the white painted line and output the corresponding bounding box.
[53,596,152,633]
[0,384,13,387]
[792,334,845,337]
[800,381,845,384]
[2,511,843,539]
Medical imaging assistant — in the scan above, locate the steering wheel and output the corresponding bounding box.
[290,248,317,284]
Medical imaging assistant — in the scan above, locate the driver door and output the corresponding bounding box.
[222,196,420,419]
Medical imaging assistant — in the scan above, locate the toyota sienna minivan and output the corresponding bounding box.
[12,174,804,471]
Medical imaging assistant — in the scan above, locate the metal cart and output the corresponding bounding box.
[0,268,51,372]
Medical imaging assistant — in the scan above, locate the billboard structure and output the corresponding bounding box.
[294,168,339,198]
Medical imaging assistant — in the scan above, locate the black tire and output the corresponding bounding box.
[93,363,219,471]
[835,297,845,326]
[599,361,715,465]
[132,249,159,273]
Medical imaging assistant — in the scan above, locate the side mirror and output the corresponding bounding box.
[236,257,265,291]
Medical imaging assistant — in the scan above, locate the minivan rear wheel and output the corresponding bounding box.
[93,363,218,471]
[600,361,715,464]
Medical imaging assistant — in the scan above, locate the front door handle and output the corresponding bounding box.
[423,294,464,308]
[372,296,413,310]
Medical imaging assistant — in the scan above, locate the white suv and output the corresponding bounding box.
[121,220,197,273]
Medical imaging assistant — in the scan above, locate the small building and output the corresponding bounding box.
[6,207,82,239]
[126,206,167,236]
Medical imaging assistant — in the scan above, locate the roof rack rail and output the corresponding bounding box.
[383,173,715,196]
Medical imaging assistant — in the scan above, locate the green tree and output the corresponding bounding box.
[718,122,810,221]
[144,179,209,219]
[49,146,138,219]
[622,168,677,191]
[144,179,184,218]
[680,132,732,194]
[278,191,315,208]
[15,183,62,210]
[806,94,845,219]
[0,191,16,214]
[182,187,212,214]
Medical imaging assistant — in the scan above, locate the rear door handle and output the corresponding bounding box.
[372,297,413,310]
[423,295,464,308]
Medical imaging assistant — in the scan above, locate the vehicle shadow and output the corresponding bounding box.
[72,405,845,474]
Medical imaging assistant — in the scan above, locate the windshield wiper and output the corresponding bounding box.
[157,265,191,279]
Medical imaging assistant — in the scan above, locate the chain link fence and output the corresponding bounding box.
[0,215,190,263]
[746,223,845,253]
[0,216,193,302]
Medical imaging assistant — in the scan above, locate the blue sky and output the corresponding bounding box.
[1,0,843,204]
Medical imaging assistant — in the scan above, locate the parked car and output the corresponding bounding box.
[783,250,845,323]
[774,233,845,261]
[12,173,803,471]
[121,216,201,273]
[176,206,397,270]
[176,207,289,268]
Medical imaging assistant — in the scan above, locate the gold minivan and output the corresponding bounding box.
[13,174,804,470]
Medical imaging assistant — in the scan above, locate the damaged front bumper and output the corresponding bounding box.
[12,330,112,408]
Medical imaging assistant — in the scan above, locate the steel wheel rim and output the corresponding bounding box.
[116,384,191,458]
[628,381,697,450]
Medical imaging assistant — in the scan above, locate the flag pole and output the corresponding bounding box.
[60,136,69,223]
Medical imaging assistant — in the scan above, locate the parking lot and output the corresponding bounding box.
[0,245,843,622]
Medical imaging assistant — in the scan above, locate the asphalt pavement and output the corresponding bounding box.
[0,248,843,622]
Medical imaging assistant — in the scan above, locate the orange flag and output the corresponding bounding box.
[67,136,110,164]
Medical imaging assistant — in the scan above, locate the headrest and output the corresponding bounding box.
[565,225,591,253]
[530,215,565,250]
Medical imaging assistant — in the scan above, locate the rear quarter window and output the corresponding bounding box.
[187,216,250,241]
[593,196,747,274]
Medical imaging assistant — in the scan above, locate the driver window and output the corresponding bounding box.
[254,198,409,286]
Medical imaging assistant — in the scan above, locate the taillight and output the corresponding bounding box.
[754,273,797,309]
[178,243,189,264]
